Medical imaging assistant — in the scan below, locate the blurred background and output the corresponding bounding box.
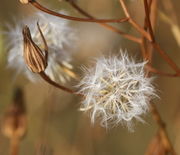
[0,0,180,154]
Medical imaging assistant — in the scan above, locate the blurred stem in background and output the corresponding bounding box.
[1,87,27,155]
[0,29,5,66]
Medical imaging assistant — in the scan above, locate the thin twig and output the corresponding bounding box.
[67,1,141,43]
[119,0,180,74]
[141,0,176,154]
[118,0,152,41]
[146,65,180,77]
[143,0,155,42]
[152,43,180,74]
[29,0,129,23]
[150,104,176,154]
[39,71,77,95]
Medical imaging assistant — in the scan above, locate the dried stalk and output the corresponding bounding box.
[150,104,176,154]
[66,1,180,79]
[118,0,180,75]
[39,71,77,94]
[10,135,20,155]
[142,0,176,154]
[28,0,129,23]
[67,0,141,44]
[26,0,180,77]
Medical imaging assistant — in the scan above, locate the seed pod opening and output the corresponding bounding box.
[22,25,48,73]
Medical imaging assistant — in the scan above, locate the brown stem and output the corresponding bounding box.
[146,65,180,77]
[143,0,155,42]
[68,1,141,43]
[10,136,19,155]
[150,104,176,155]
[140,0,156,62]
[118,0,152,41]
[141,0,176,154]
[146,0,157,61]
[119,0,180,74]
[39,71,77,94]
[29,0,129,23]
[152,43,180,74]
[144,0,180,73]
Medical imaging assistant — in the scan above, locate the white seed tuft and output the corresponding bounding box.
[78,52,156,131]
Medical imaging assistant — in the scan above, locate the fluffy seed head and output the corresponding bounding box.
[78,52,155,130]
[5,11,77,83]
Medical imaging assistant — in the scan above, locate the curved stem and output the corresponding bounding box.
[152,43,180,74]
[143,0,155,42]
[39,71,77,94]
[118,0,152,41]
[141,0,176,154]
[146,65,180,77]
[67,1,141,43]
[150,104,176,155]
[119,0,180,74]
[29,0,129,23]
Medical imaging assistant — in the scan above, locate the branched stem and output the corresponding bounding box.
[28,0,180,75]
[119,0,180,74]
[143,0,155,42]
[119,0,152,41]
[67,1,141,43]
[152,43,180,74]
[146,65,180,77]
[142,0,176,154]
[29,0,129,23]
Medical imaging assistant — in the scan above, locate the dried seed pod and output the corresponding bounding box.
[6,12,76,83]
[2,87,27,140]
[19,0,29,4]
[22,24,48,73]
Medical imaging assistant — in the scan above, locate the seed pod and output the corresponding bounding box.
[22,24,48,73]
[19,0,29,4]
[2,87,27,140]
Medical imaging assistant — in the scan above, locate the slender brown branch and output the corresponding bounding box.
[143,0,155,42]
[10,135,19,155]
[142,0,180,74]
[140,0,156,62]
[118,0,180,75]
[146,0,157,61]
[30,0,180,75]
[152,43,180,74]
[146,65,180,77]
[150,104,176,155]
[118,0,152,41]
[39,71,77,94]
[141,1,176,154]
[67,1,141,43]
[144,0,180,74]
[29,0,129,23]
